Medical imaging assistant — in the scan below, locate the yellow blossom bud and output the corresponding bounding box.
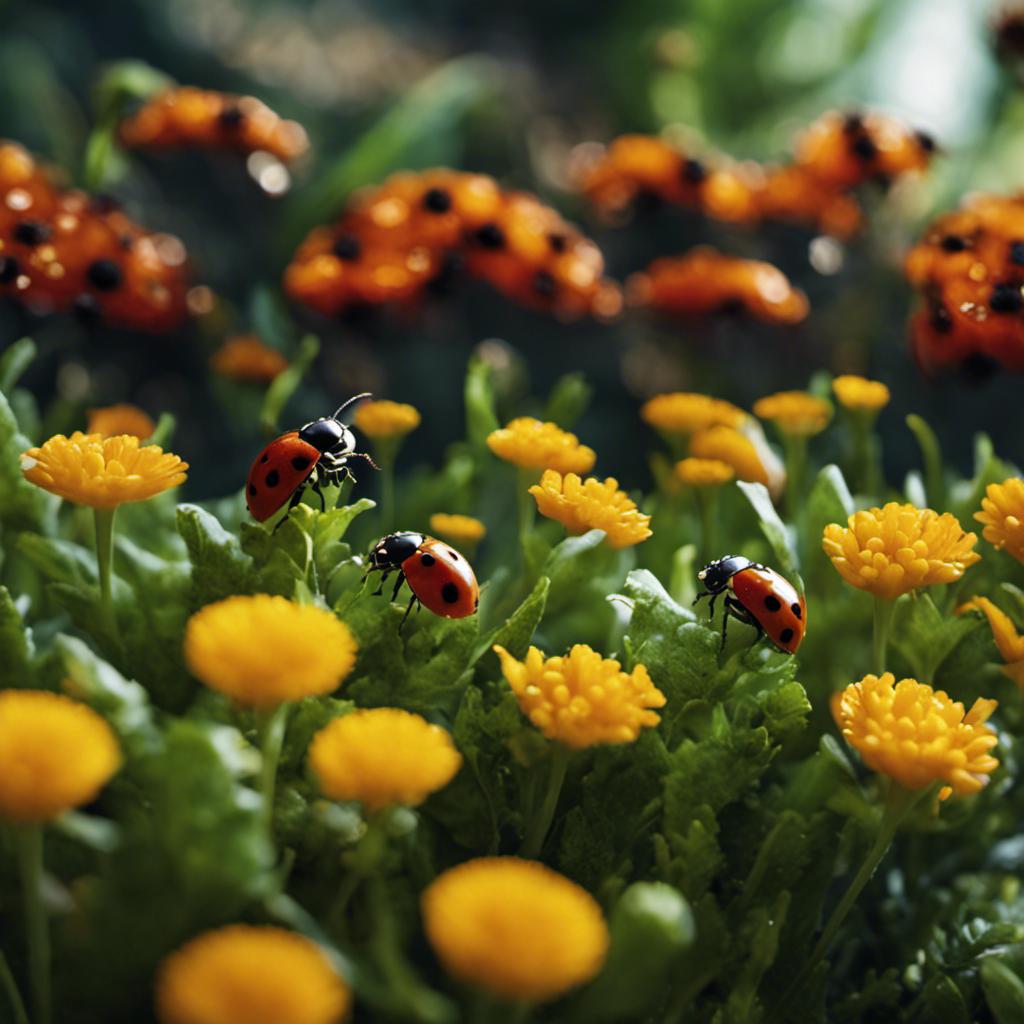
[640,392,746,434]
[309,708,461,812]
[688,423,786,500]
[753,390,832,437]
[429,513,486,544]
[822,502,981,601]
[86,404,156,441]
[674,457,735,488]
[833,673,999,800]
[957,596,1024,690]
[422,857,609,1002]
[487,417,596,475]
[210,334,289,382]
[832,375,890,413]
[975,477,1024,564]
[0,689,121,822]
[352,399,421,440]
[529,470,652,548]
[493,643,665,749]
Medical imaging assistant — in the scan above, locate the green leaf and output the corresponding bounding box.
[474,574,549,664]
[0,387,58,531]
[0,337,36,393]
[909,973,969,1024]
[906,414,946,512]
[544,372,593,429]
[982,960,1024,1024]
[736,480,800,584]
[260,333,320,433]
[0,585,33,687]
[465,354,500,448]
[804,464,854,585]
[891,592,976,685]
[177,503,258,605]
[17,532,97,589]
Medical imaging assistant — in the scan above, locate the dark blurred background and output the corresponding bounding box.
[0,0,1021,498]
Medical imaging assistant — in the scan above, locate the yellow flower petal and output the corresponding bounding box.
[429,513,487,544]
[86,404,156,441]
[957,596,1024,686]
[833,673,999,799]
[487,417,596,474]
[21,432,187,508]
[309,708,461,812]
[422,857,609,1002]
[753,390,832,437]
[529,470,652,548]
[640,392,746,434]
[352,399,421,439]
[832,375,890,413]
[184,596,357,706]
[975,477,1024,565]
[155,924,350,1024]
[210,334,289,382]
[674,457,735,488]
[494,643,665,749]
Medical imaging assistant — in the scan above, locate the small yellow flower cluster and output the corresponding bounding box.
[309,708,461,812]
[210,334,289,382]
[688,423,785,497]
[833,673,999,800]
[86,404,156,441]
[958,596,1024,690]
[429,513,486,544]
[21,432,188,508]
[155,924,350,1024]
[0,689,121,822]
[832,375,890,413]
[184,595,357,706]
[352,399,421,440]
[674,457,735,488]
[421,857,609,1002]
[975,478,1024,564]
[640,392,746,434]
[493,644,665,749]
[487,417,596,475]
[529,470,652,548]
[753,390,832,437]
[822,502,980,600]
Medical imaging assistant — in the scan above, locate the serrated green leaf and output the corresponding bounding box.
[0,584,33,687]
[891,592,976,685]
[17,532,97,588]
[177,503,258,605]
[736,480,801,584]
[474,574,549,664]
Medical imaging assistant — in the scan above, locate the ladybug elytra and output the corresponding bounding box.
[694,555,806,654]
[364,532,479,628]
[246,393,375,523]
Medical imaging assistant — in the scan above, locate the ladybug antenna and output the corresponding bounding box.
[332,392,373,421]
[354,450,381,472]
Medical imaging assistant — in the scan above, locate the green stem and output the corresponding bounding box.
[850,413,882,498]
[257,703,289,841]
[92,506,119,642]
[783,434,808,534]
[470,990,532,1024]
[872,596,897,675]
[519,744,571,859]
[517,468,538,554]
[771,783,926,1022]
[696,487,719,565]
[373,442,398,536]
[15,823,50,1024]
[0,941,29,1024]
[906,414,945,511]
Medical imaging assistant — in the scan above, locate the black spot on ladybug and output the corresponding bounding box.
[960,352,1000,381]
[681,157,706,183]
[915,129,936,153]
[851,134,878,162]
[291,456,311,471]
[420,552,436,567]
[940,235,968,253]
[930,302,953,334]
[474,223,505,249]
[332,235,361,261]
[441,582,460,604]
[264,469,280,488]
[260,453,269,463]
[218,106,245,130]
[422,188,452,213]
[446,549,460,561]
[548,233,567,253]
[764,594,782,612]
[990,283,1024,313]
[14,221,50,246]
[842,112,864,134]
[427,250,464,296]
[87,259,123,291]
[533,271,557,297]
[717,297,746,317]
[248,484,257,496]
[779,628,795,645]
[791,602,802,618]
[0,256,19,283]
[1010,242,1024,266]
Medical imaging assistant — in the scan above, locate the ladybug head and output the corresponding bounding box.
[697,554,753,593]
[299,416,355,455]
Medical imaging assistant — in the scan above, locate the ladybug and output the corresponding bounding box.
[246,393,375,523]
[364,532,479,628]
[693,555,806,654]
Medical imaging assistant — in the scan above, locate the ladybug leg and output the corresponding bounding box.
[723,596,762,651]
[363,566,390,597]
[693,589,718,619]
[398,592,421,632]
[390,570,407,603]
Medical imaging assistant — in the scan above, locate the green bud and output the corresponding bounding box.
[982,960,1024,1024]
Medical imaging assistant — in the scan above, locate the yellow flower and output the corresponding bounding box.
[184,596,357,707]
[21,432,188,508]
[154,924,351,1024]
[429,513,486,544]
[210,334,289,382]
[688,423,786,500]
[822,503,981,601]
[487,417,596,475]
[833,673,999,800]
[86,404,156,441]
[640,392,746,435]
[308,708,461,813]
[529,470,652,548]
[832,375,890,413]
[493,644,665,749]
[352,399,421,440]
[753,390,832,437]
[0,689,121,822]
[975,478,1024,564]
[421,857,609,1002]
[957,596,1024,690]
[674,457,735,488]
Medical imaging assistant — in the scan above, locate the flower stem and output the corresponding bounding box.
[696,487,719,565]
[771,783,925,1021]
[872,596,897,674]
[15,823,50,1024]
[0,939,29,1024]
[783,434,808,538]
[520,744,571,859]
[372,440,400,535]
[257,703,289,841]
[92,506,119,642]
[517,468,537,555]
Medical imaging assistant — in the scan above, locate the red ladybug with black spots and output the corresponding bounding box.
[694,555,806,653]
[246,393,375,523]
[364,532,479,628]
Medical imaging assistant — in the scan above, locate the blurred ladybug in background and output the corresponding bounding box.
[364,532,479,628]
[246,393,376,523]
[694,555,806,653]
